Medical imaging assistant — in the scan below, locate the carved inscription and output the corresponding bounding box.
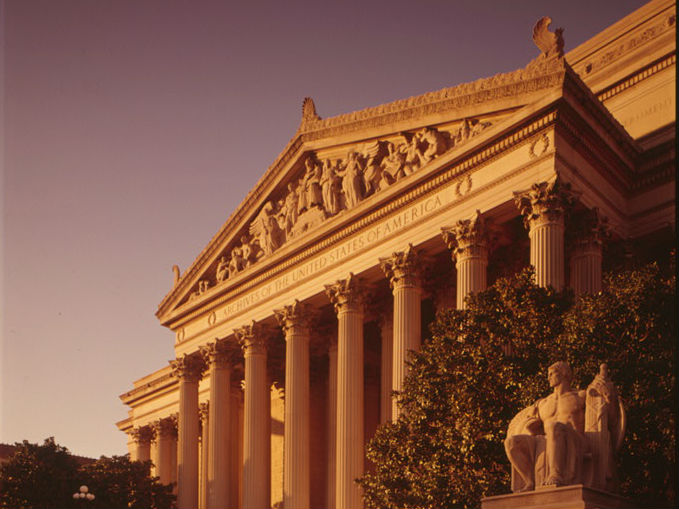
[224,193,444,317]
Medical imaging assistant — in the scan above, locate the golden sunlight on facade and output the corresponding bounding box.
[118,1,675,507]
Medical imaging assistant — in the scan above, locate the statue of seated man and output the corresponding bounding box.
[505,361,624,493]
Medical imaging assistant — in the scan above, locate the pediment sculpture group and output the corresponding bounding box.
[505,362,626,494]
[188,118,491,300]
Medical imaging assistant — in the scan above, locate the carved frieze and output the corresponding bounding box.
[192,119,492,299]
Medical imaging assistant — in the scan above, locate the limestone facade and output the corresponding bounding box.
[118,2,676,508]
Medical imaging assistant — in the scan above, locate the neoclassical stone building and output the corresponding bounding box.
[117,2,676,508]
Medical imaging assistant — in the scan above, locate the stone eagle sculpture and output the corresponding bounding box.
[532,16,564,59]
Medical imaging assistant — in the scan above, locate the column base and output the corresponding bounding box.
[481,485,634,509]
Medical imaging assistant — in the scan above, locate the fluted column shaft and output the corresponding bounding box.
[276,301,311,509]
[442,211,488,309]
[237,324,270,509]
[529,215,564,289]
[201,342,235,509]
[379,316,393,425]
[327,339,338,509]
[515,180,575,290]
[199,403,209,509]
[569,208,607,295]
[131,426,153,463]
[172,355,205,509]
[326,274,364,509]
[570,241,602,294]
[154,417,177,486]
[380,245,421,420]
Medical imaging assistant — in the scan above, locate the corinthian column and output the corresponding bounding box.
[378,314,393,425]
[235,321,270,509]
[153,416,178,486]
[569,208,608,295]
[200,341,238,509]
[198,402,209,509]
[326,337,338,509]
[325,273,364,509]
[514,180,576,289]
[171,353,206,509]
[275,300,312,509]
[441,210,488,309]
[131,426,154,463]
[380,244,421,420]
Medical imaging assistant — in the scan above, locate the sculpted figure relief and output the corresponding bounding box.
[302,157,323,211]
[216,256,228,283]
[505,362,625,493]
[282,183,299,235]
[320,159,342,215]
[249,201,283,256]
[340,151,365,210]
[197,122,493,300]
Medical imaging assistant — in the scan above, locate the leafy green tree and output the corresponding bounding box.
[359,265,676,508]
[0,437,79,509]
[79,455,175,509]
[0,439,175,509]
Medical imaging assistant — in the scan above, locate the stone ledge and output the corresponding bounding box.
[481,484,635,509]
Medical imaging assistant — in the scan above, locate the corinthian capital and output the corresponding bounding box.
[379,243,421,290]
[569,207,609,249]
[234,320,268,355]
[274,299,312,334]
[153,416,178,438]
[170,353,206,382]
[324,272,364,313]
[513,179,577,229]
[131,425,155,444]
[441,210,488,261]
[200,339,239,368]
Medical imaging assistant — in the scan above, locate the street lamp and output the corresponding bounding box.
[72,485,95,501]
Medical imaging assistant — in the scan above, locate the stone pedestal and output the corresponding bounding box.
[481,485,634,509]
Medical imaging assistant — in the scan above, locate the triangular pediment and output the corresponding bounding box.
[157,51,574,322]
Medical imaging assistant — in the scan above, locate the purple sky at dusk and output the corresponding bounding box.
[2,0,649,458]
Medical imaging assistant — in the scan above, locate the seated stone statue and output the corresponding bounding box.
[505,362,625,493]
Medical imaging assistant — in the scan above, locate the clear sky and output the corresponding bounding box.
[1,0,649,458]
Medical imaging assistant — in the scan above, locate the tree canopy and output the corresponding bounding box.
[359,264,676,508]
[0,439,175,509]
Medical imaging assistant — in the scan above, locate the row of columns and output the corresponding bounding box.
[155,180,607,509]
